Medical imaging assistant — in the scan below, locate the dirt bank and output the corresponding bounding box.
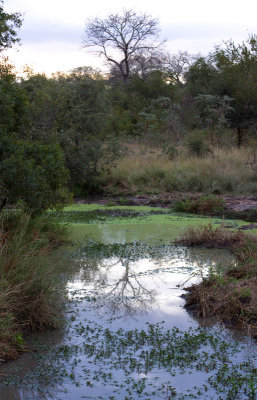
[76,193,257,212]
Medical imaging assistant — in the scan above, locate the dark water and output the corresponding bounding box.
[0,227,256,400]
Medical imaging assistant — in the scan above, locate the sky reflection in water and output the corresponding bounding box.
[1,239,256,400]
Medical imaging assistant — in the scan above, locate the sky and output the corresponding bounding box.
[4,0,257,75]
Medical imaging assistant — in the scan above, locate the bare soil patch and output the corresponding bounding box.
[76,193,257,212]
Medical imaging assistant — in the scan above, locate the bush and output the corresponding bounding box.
[174,195,225,215]
[184,130,212,157]
[0,130,71,214]
[162,145,178,160]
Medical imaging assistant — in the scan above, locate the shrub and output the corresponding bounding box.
[162,145,178,160]
[185,132,211,157]
[0,130,71,214]
[174,195,225,215]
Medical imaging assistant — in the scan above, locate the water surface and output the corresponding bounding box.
[0,223,256,400]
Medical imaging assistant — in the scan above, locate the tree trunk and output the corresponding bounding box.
[237,126,243,148]
[123,73,129,83]
[0,198,7,213]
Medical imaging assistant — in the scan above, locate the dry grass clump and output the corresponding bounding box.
[179,224,247,248]
[186,274,257,325]
[180,224,257,331]
[0,213,67,360]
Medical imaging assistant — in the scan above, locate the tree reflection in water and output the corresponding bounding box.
[71,241,234,317]
[94,257,156,315]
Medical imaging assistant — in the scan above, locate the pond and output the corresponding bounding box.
[0,217,257,400]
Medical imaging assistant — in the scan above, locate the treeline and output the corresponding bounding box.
[1,3,257,212]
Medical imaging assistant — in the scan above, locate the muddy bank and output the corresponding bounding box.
[76,193,257,212]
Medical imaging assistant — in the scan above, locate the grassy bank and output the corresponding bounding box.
[99,143,257,195]
[179,224,257,331]
[0,212,68,360]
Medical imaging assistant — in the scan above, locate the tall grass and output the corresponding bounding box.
[0,213,67,360]
[100,143,257,195]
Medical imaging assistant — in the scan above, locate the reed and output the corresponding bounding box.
[0,212,67,360]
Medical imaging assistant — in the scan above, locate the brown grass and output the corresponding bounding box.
[100,142,257,195]
[179,224,247,248]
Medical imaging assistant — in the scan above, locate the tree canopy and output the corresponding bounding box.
[0,130,70,214]
[211,35,257,146]
[0,0,22,51]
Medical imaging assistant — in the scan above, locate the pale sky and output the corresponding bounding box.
[4,0,257,75]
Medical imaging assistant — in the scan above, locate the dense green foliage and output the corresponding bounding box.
[186,36,257,147]
[16,35,257,196]
[0,63,70,214]
[0,0,22,51]
[1,1,257,202]
[0,129,70,214]
[0,3,70,213]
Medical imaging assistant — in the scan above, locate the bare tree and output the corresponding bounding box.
[83,9,163,83]
[163,51,200,85]
[129,48,164,79]
[108,48,163,82]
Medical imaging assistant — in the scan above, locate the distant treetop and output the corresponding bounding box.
[0,0,22,51]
